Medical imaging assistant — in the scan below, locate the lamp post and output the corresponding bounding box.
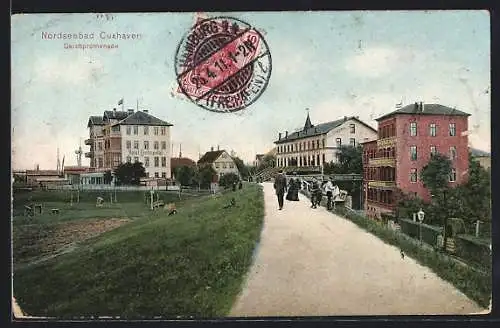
[417,208,425,244]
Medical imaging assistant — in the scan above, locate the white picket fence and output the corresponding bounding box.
[46,184,181,191]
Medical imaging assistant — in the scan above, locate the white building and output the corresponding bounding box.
[274,113,377,170]
[86,108,173,180]
[198,148,240,179]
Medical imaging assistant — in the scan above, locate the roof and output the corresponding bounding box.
[104,110,129,121]
[171,157,197,169]
[376,103,471,121]
[274,116,376,144]
[87,116,105,127]
[198,150,225,164]
[469,147,490,157]
[26,170,60,176]
[117,110,173,126]
[63,166,90,172]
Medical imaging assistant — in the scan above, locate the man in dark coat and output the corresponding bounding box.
[273,170,287,210]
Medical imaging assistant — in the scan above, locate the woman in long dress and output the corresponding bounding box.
[286,178,294,201]
[291,178,300,201]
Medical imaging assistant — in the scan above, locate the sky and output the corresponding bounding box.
[11,10,490,169]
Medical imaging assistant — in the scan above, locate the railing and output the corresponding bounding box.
[367,180,396,188]
[368,157,396,167]
[377,137,396,148]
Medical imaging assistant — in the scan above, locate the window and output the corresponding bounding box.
[449,168,457,182]
[410,168,417,183]
[429,123,436,137]
[322,154,325,164]
[155,172,159,178]
[161,141,166,150]
[450,146,457,160]
[349,138,355,147]
[229,163,234,168]
[126,126,131,135]
[126,141,131,149]
[154,127,159,135]
[98,142,103,151]
[154,141,159,150]
[126,156,131,163]
[144,157,149,167]
[316,140,320,148]
[134,156,139,163]
[161,172,166,178]
[133,141,139,149]
[144,126,149,135]
[322,139,325,148]
[449,123,456,136]
[299,143,301,151]
[215,163,220,169]
[336,138,342,148]
[335,153,341,162]
[161,156,166,167]
[410,146,417,161]
[144,141,149,150]
[154,157,159,167]
[430,145,437,156]
[161,127,166,135]
[410,122,417,136]
[133,126,138,135]
[350,124,355,134]
[98,157,103,168]
[223,163,227,169]
[112,125,120,132]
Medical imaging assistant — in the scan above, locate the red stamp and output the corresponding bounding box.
[175,16,272,113]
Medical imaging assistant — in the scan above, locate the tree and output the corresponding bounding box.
[219,172,240,189]
[103,170,113,184]
[196,164,217,189]
[420,153,453,197]
[174,165,197,186]
[113,162,146,185]
[232,156,248,179]
[256,154,276,172]
[323,145,363,174]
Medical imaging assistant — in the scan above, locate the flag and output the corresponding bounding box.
[118,98,123,106]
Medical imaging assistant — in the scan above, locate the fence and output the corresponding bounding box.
[45,184,181,191]
[399,218,443,248]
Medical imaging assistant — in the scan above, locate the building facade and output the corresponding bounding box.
[274,113,377,171]
[198,149,240,179]
[362,102,470,219]
[86,108,173,179]
[470,147,491,170]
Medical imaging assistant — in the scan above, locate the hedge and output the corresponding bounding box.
[399,218,443,248]
[455,234,491,270]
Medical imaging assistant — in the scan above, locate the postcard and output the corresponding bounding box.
[11,11,491,319]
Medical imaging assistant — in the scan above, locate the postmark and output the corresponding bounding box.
[175,16,272,113]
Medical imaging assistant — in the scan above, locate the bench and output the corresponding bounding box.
[51,208,60,214]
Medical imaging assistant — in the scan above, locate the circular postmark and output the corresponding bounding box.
[175,16,272,113]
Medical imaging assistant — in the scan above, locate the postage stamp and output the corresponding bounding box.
[175,16,272,113]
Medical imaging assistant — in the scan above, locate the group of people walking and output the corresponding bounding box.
[273,170,340,211]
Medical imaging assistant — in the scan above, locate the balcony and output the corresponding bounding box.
[368,180,396,189]
[84,138,92,145]
[377,137,396,148]
[84,152,92,158]
[368,157,396,167]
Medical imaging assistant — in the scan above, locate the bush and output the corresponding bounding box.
[219,173,240,189]
[399,218,443,248]
[455,234,491,270]
[334,206,491,309]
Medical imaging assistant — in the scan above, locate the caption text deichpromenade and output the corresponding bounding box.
[41,31,143,50]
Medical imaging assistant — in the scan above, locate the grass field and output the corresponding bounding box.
[13,184,265,318]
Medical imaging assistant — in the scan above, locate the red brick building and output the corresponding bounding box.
[362,102,470,219]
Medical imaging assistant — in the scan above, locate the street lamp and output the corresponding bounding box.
[417,208,425,244]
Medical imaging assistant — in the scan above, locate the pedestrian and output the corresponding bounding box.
[273,169,287,210]
[323,177,335,210]
[286,178,294,201]
[310,180,321,208]
[238,181,243,189]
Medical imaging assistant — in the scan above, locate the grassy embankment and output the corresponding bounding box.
[14,184,265,318]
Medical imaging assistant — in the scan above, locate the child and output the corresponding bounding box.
[310,181,322,208]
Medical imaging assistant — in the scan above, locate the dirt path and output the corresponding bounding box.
[230,182,485,316]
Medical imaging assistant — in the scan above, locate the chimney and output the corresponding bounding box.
[211,146,214,151]
[127,109,134,114]
[279,132,282,140]
[285,131,288,138]
[420,102,424,112]
[143,109,149,113]
[414,102,419,111]
[217,145,220,151]
[344,116,347,122]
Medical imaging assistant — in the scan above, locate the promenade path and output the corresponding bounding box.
[230,182,485,316]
